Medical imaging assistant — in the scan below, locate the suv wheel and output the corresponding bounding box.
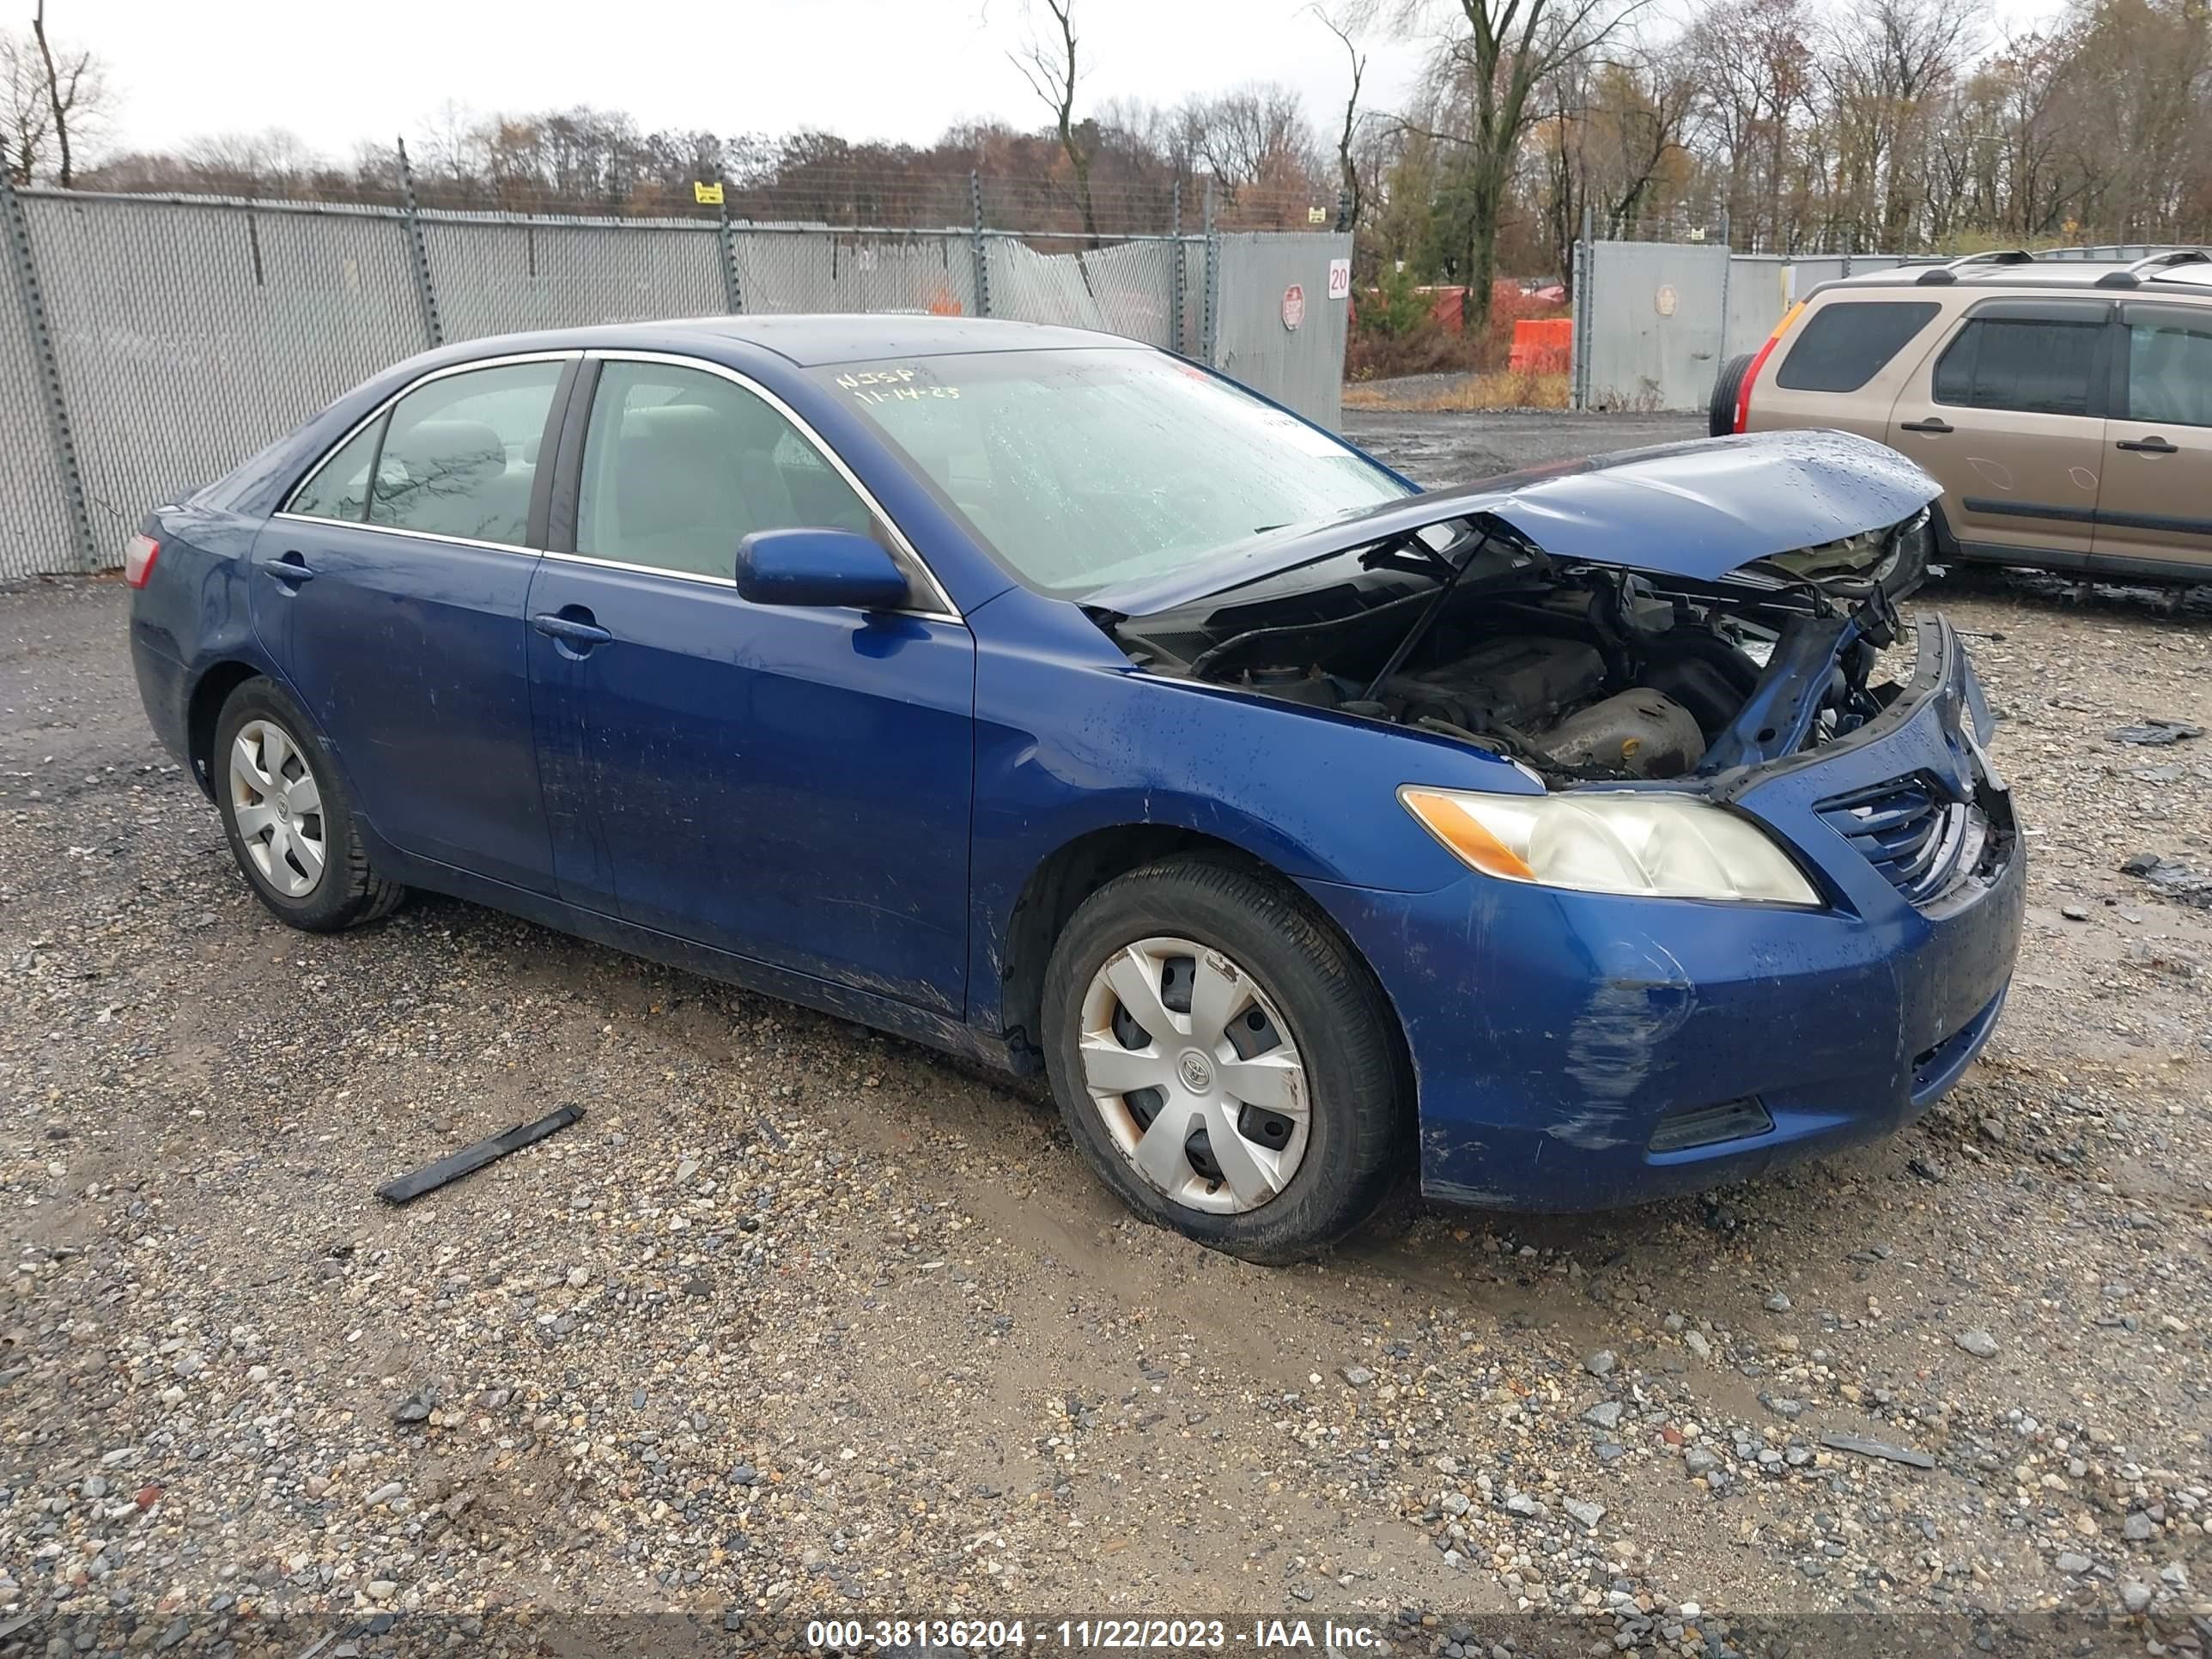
[1040,857,1407,1262]
[1709,352,1756,436]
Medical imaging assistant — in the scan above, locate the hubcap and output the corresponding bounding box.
[228,720,327,899]
[1077,936,1310,1216]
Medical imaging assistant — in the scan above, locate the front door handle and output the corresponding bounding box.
[531,611,614,653]
[2116,434,2179,453]
[1899,417,1954,434]
[258,550,316,586]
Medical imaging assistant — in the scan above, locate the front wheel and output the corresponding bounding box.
[1040,858,1408,1262]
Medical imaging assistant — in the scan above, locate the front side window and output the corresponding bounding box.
[2125,318,2212,428]
[577,362,878,580]
[1932,319,2101,417]
[368,361,563,546]
[810,348,1411,598]
[1775,301,1940,392]
[287,419,382,522]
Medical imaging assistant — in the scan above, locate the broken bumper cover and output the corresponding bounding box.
[1308,617,2025,1212]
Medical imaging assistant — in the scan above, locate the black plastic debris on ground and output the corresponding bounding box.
[2109,718,2205,746]
[375,1104,584,1205]
[2120,852,2212,908]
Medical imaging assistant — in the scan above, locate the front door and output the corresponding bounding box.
[2093,303,2212,579]
[253,356,571,891]
[1886,301,2111,567]
[526,356,975,1014]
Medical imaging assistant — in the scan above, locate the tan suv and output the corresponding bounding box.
[1711,248,2212,582]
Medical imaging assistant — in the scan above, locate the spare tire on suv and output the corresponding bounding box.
[1709,353,1755,437]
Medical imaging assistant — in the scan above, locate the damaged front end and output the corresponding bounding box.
[1090,430,1945,791]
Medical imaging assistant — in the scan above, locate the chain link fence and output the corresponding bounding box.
[0,175,1268,580]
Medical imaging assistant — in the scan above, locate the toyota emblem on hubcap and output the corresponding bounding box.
[1178,1052,1214,1091]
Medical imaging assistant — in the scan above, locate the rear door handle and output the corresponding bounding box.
[258,550,316,586]
[1899,418,1953,434]
[531,611,614,653]
[2116,435,2179,453]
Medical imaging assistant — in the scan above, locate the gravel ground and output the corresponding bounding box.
[1,409,2208,1656]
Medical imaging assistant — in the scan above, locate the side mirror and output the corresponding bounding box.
[734,528,912,611]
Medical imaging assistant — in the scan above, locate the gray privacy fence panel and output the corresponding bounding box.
[0,241,78,579]
[985,236,1184,348]
[732,228,976,317]
[21,193,426,552]
[0,190,1340,577]
[1206,231,1352,430]
[423,214,726,341]
[1579,241,1730,411]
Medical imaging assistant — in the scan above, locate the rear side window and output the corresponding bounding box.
[2126,317,2212,428]
[368,362,564,547]
[1932,319,2102,417]
[1774,301,1939,392]
[287,420,382,522]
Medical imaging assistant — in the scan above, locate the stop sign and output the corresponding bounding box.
[1281,283,1306,331]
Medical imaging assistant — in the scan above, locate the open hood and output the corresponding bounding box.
[1090,428,1942,617]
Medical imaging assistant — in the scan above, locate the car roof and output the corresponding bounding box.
[450,313,1148,368]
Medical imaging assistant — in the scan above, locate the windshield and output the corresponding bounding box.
[811,347,1413,598]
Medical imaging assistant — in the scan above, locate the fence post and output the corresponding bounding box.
[1200,178,1221,367]
[1170,179,1186,355]
[1571,202,1594,411]
[0,172,96,570]
[395,139,444,349]
[969,171,990,319]
[1716,210,1734,363]
[716,191,744,314]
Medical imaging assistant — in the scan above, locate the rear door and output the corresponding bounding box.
[256,354,572,891]
[526,353,975,1013]
[1886,300,2112,568]
[2092,303,2212,578]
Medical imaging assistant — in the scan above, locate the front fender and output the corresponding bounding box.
[963,584,1532,1030]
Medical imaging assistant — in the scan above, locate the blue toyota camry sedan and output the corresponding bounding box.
[127,316,2022,1260]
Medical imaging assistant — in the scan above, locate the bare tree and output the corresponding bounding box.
[2,27,51,183]
[30,0,104,187]
[1368,0,1642,327]
[1011,0,1101,244]
[1314,8,1370,229]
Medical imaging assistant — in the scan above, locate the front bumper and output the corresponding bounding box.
[1311,616,2025,1212]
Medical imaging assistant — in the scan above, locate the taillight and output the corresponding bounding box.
[123,534,161,588]
[1733,301,1804,434]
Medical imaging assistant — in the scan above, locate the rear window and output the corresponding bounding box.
[1774,301,1940,392]
[1933,318,2102,417]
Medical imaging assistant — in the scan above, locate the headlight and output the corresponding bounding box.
[1400,786,1820,905]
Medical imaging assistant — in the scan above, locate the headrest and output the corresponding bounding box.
[385,419,505,476]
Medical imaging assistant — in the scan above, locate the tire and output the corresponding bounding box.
[1040,857,1408,1262]
[212,678,406,932]
[1709,352,1756,436]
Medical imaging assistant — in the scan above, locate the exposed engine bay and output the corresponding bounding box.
[1101,511,1928,785]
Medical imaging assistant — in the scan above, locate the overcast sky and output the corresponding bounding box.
[79,0,1430,160]
[75,0,2064,162]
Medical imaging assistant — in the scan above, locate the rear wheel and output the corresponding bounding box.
[1041,858,1407,1262]
[213,678,405,932]
[1709,352,1756,436]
